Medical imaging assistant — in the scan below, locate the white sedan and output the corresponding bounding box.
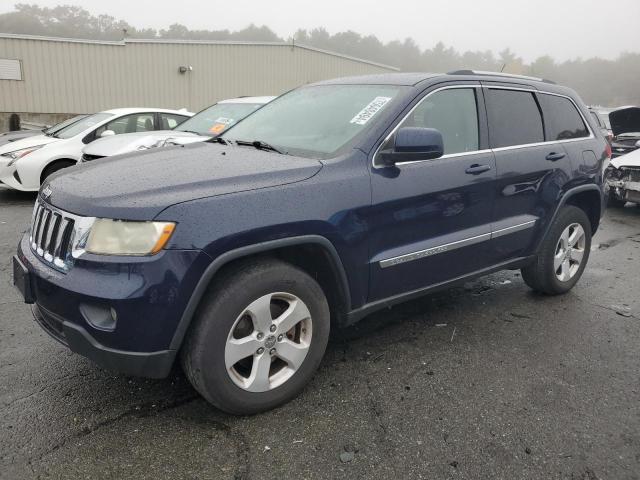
[0,108,193,192]
[80,97,275,161]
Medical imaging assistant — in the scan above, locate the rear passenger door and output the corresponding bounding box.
[484,85,575,261]
[537,93,592,174]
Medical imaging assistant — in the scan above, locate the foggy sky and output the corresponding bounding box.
[2,0,639,61]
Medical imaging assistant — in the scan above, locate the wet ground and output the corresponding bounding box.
[1,189,639,480]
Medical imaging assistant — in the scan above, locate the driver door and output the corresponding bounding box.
[367,84,497,301]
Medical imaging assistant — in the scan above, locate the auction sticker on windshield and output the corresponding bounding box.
[350,97,392,125]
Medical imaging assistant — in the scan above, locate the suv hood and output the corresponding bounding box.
[610,107,640,136]
[83,130,207,157]
[44,142,323,220]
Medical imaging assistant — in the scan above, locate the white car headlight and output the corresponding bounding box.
[2,145,44,166]
[85,219,176,256]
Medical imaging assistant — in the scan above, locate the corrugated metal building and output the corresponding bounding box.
[0,33,397,131]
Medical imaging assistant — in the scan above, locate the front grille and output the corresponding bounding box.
[81,153,104,162]
[30,201,75,271]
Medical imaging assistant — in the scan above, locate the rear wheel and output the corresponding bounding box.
[181,259,330,415]
[521,206,591,295]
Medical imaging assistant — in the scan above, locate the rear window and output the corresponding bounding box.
[486,89,544,148]
[539,94,589,140]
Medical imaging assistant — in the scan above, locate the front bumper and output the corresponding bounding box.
[0,158,32,191]
[15,233,212,378]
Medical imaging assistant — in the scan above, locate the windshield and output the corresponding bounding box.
[55,113,113,139]
[223,85,406,158]
[175,103,265,136]
[44,115,87,135]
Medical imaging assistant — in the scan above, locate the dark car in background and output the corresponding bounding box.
[588,107,613,143]
[609,106,640,157]
[13,71,608,415]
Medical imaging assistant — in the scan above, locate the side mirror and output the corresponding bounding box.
[379,127,444,166]
[100,130,116,138]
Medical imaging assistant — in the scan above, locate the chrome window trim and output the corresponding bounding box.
[378,220,536,268]
[484,86,594,146]
[372,84,595,169]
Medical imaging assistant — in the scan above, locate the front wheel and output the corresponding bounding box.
[180,259,330,415]
[521,206,592,295]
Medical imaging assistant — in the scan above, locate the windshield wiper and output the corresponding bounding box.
[178,129,204,136]
[235,139,285,155]
[211,136,229,145]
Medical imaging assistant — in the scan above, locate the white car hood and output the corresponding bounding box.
[83,130,209,157]
[611,148,640,169]
[0,134,59,154]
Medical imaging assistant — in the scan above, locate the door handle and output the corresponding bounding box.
[545,152,566,161]
[465,164,491,175]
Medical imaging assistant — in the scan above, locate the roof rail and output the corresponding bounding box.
[447,69,556,84]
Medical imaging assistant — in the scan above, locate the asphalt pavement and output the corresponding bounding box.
[1,188,639,480]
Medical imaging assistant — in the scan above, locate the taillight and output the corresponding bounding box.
[605,142,612,159]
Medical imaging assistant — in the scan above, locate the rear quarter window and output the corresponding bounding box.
[539,94,589,140]
[486,89,544,148]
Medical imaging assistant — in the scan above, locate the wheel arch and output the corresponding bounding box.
[169,235,351,351]
[535,184,603,253]
[39,157,77,185]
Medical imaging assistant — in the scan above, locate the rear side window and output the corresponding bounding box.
[539,94,589,140]
[159,113,188,130]
[590,111,603,128]
[486,89,544,148]
[394,88,479,155]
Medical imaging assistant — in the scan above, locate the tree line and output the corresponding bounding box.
[1,4,638,106]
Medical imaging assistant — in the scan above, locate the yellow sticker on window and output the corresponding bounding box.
[209,123,227,134]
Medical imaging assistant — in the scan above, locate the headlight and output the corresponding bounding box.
[2,145,44,166]
[85,219,176,256]
[605,165,623,181]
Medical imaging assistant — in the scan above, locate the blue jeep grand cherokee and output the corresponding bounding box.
[14,71,608,414]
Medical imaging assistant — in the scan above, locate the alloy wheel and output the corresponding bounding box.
[224,292,313,392]
[554,223,586,282]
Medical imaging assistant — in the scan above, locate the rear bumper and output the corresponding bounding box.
[16,233,212,378]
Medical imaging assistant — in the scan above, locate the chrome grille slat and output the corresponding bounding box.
[52,217,70,261]
[36,209,51,255]
[29,199,89,273]
[31,205,44,248]
[43,213,61,261]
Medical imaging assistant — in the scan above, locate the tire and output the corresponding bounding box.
[607,190,626,208]
[180,259,330,415]
[41,160,75,184]
[521,206,592,295]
